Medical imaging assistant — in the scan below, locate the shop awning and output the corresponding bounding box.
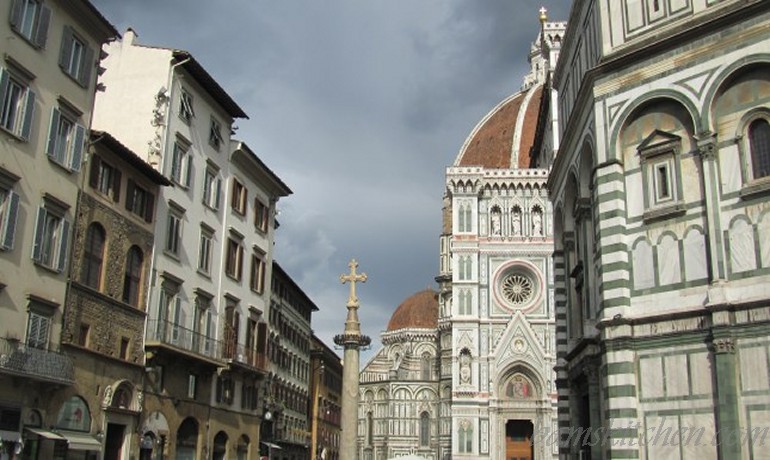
[0,430,20,442]
[58,431,102,451]
[24,428,66,441]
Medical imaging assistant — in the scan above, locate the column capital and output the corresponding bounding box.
[696,132,718,159]
[712,337,735,354]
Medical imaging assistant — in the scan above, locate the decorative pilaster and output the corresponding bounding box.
[710,336,743,459]
[696,132,726,281]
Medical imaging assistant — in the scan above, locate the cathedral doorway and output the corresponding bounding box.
[505,419,533,460]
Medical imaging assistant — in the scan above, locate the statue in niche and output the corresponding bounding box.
[532,207,543,236]
[459,352,471,385]
[491,211,501,236]
[511,206,522,236]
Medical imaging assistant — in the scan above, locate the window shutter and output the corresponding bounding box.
[20,89,35,141]
[89,155,101,188]
[9,0,23,30]
[46,109,60,159]
[33,6,51,48]
[1,191,20,250]
[0,69,8,108]
[70,124,86,171]
[125,179,135,211]
[144,192,155,223]
[185,156,192,188]
[215,178,221,209]
[79,44,94,87]
[57,219,70,273]
[59,27,74,71]
[113,169,122,202]
[237,246,243,280]
[31,207,46,262]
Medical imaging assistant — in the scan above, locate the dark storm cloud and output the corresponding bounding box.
[90,0,572,359]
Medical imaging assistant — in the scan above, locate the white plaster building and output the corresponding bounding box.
[542,1,770,458]
[93,30,289,459]
[358,17,566,460]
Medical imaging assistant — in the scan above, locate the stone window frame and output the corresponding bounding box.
[737,108,770,199]
[638,129,686,222]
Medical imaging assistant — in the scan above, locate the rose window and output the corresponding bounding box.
[501,273,533,305]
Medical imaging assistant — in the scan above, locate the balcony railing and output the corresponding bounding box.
[223,340,267,372]
[0,337,74,385]
[145,319,223,362]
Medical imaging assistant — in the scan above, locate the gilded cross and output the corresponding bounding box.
[340,259,367,306]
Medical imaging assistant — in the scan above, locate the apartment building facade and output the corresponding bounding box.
[309,335,342,460]
[0,1,117,457]
[263,263,318,460]
[93,29,290,459]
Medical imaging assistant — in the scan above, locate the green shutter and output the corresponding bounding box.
[1,192,20,250]
[33,6,51,48]
[70,123,85,171]
[31,207,46,263]
[20,89,35,141]
[57,219,70,273]
[46,108,60,159]
[59,27,74,71]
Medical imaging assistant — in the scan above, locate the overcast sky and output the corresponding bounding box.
[90,0,572,363]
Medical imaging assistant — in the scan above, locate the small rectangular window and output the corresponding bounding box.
[179,89,194,123]
[187,374,197,399]
[254,198,269,232]
[26,310,51,350]
[231,179,247,215]
[32,202,70,272]
[654,162,672,202]
[120,337,130,360]
[170,141,191,187]
[165,211,182,256]
[203,167,221,209]
[0,68,36,141]
[198,228,213,274]
[125,180,154,223]
[226,236,244,280]
[89,155,121,201]
[9,0,51,48]
[209,118,223,150]
[46,107,86,172]
[250,250,266,293]
[59,27,93,87]
[78,324,90,347]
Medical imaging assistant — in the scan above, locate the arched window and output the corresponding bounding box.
[81,223,105,288]
[749,118,770,179]
[421,352,432,380]
[122,246,143,306]
[419,412,430,446]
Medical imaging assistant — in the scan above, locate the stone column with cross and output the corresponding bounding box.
[334,259,371,460]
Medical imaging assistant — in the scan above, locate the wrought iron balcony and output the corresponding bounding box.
[0,337,74,385]
[145,319,224,363]
[223,340,268,373]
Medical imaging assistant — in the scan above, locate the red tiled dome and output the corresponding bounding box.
[454,84,544,169]
[386,290,439,332]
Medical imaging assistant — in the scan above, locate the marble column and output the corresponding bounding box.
[335,260,371,460]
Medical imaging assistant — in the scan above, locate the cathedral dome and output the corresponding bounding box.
[386,289,439,332]
[453,83,545,169]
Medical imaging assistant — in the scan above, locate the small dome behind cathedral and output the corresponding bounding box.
[386,289,439,332]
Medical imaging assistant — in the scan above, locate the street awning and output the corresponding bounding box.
[0,430,20,442]
[261,441,282,450]
[24,428,66,441]
[58,431,102,451]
